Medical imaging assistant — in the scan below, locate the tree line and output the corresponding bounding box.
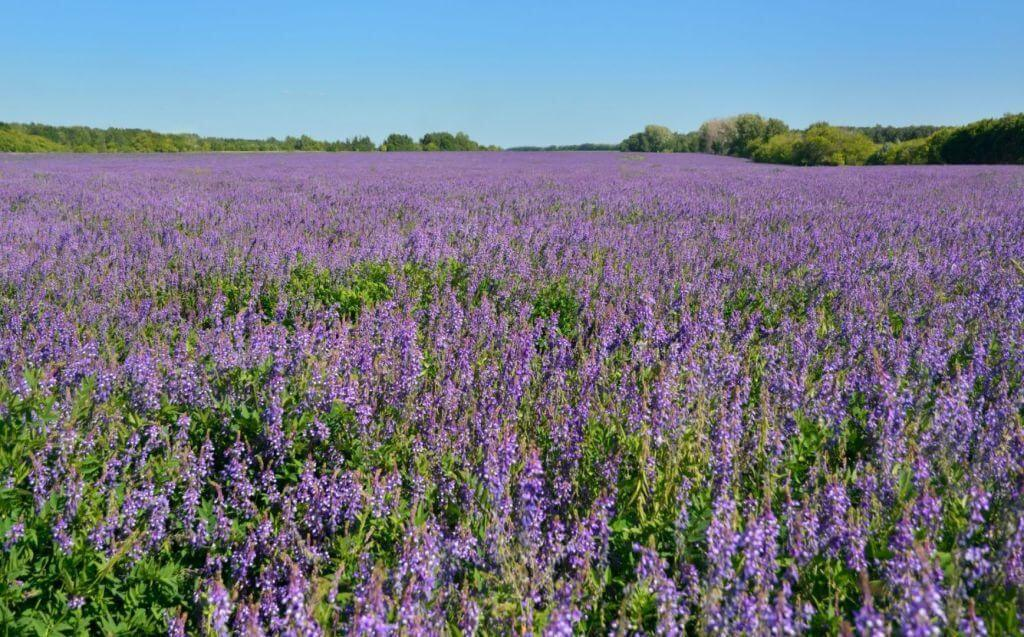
[618,113,1024,165]
[3,116,1021,163]
[506,143,621,152]
[0,123,498,153]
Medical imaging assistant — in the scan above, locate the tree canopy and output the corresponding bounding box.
[419,131,492,151]
[0,128,67,152]
[750,123,876,166]
[381,133,419,151]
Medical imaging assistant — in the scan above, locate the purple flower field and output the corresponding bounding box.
[1,152,1023,635]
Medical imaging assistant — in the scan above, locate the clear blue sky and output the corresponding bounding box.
[2,0,1022,147]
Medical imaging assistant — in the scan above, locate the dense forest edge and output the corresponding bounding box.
[2,113,1023,165]
[616,113,1024,165]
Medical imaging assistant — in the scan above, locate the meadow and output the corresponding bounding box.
[1,152,1022,635]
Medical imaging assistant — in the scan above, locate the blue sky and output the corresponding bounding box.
[2,1,1022,147]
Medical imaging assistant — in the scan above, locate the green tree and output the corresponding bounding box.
[935,113,1024,164]
[643,125,675,152]
[867,138,931,165]
[751,132,802,164]
[346,136,377,152]
[419,131,484,151]
[752,125,877,166]
[730,114,769,157]
[672,131,700,152]
[381,133,419,151]
[0,128,67,152]
[797,123,877,165]
[421,132,455,151]
[620,124,676,152]
[764,118,789,139]
[697,117,738,154]
[844,124,943,144]
[695,114,788,157]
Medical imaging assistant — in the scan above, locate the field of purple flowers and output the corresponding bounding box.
[1,152,1023,635]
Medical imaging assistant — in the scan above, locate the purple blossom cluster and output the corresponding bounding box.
[0,152,1022,634]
